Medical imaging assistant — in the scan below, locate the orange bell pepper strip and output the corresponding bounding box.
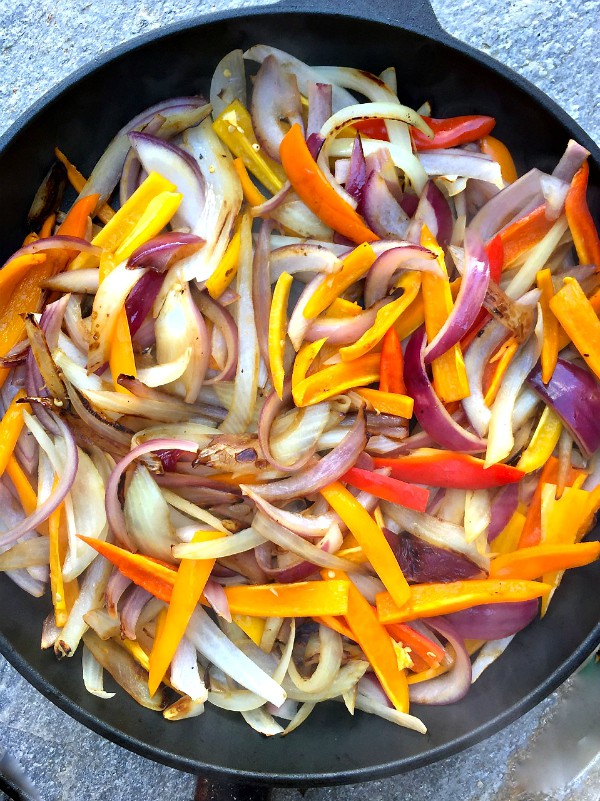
[320,481,410,609]
[78,536,176,603]
[483,337,519,406]
[314,614,355,641]
[58,194,100,239]
[372,450,524,489]
[0,254,47,303]
[341,467,429,512]
[354,387,414,418]
[340,272,421,362]
[292,352,381,407]
[39,214,55,239]
[386,622,445,670]
[49,481,79,627]
[5,455,37,517]
[489,542,600,581]
[564,160,600,269]
[303,242,377,320]
[536,268,560,383]
[379,327,405,394]
[550,277,600,381]
[322,569,409,712]
[148,530,225,696]
[291,337,327,389]
[376,579,552,624]
[280,124,379,244]
[54,147,114,223]
[499,204,555,270]
[232,158,268,207]
[268,271,293,399]
[420,226,470,402]
[0,390,30,477]
[480,135,518,184]
[224,580,350,617]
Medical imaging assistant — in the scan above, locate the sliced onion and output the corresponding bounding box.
[527,358,600,457]
[252,219,275,367]
[170,636,208,702]
[304,296,393,346]
[120,585,152,640]
[269,403,332,470]
[469,168,545,241]
[82,644,116,699]
[408,180,454,250]
[354,693,427,733]
[419,150,503,188]
[252,407,366,501]
[251,55,304,161]
[287,273,326,350]
[386,530,484,583]
[240,492,333,540]
[364,244,438,308]
[552,139,590,183]
[42,268,99,294]
[425,230,490,362]
[307,82,332,140]
[269,243,343,283]
[409,617,471,705]
[540,174,570,221]
[127,232,204,272]
[361,171,409,239]
[282,660,369,703]
[125,270,164,339]
[258,383,321,473]
[471,635,514,682]
[2,236,101,270]
[404,327,486,452]
[124,465,178,561]
[203,579,232,621]
[487,483,520,542]
[287,625,343,694]
[210,49,246,118]
[173,527,265,559]
[446,600,539,640]
[0,537,49,570]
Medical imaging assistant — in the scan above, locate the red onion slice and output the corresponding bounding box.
[307,82,333,139]
[409,617,471,705]
[120,586,152,640]
[346,134,367,204]
[469,168,544,241]
[364,243,438,308]
[425,231,490,362]
[125,271,164,338]
[253,407,367,501]
[196,293,238,384]
[487,483,520,542]
[127,232,204,272]
[258,382,318,474]
[404,328,486,452]
[386,530,484,583]
[527,359,600,457]
[445,600,539,640]
[361,171,410,239]
[552,139,590,183]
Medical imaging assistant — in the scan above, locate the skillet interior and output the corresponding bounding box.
[0,3,599,786]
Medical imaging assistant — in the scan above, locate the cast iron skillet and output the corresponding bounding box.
[0,0,599,793]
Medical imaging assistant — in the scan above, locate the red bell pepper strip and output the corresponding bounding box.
[461,234,504,349]
[372,449,525,489]
[379,327,406,394]
[279,123,379,244]
[564,160,600,270]
[342,467,429,512]
[386,622,446,669]
[354,115,496,151]
[499,204,555,270]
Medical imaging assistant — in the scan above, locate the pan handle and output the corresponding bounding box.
[272,0,445,37]
[194,776,272,801]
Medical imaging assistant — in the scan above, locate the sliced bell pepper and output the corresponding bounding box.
[293,352,381,407]
[148,530,225,696]
[516,407,562,473]
[492,509,527,555]
[536,268,560,383]
[341,467,429,512]
[483,337,519,406]
[480,135,518,184]
[0,254,47,303]
[232,614,266,646]
[339,272,421,362]
[379,326,405,394]
[325,298,363,318]
[224,579,350,617]
[6,455,38,518]
[394,291,424,342]
[420,226,470,402]
[386,622,445,670]
[54,147,114,224]
[499,204,555,270]
[113,192,183,263]
[232,158,268,207]
[564,160,600,269]
[489,542,600,581]
[353,115,495,152]
[303,242,377,320]
[372,449,524,489]
[313,614,355,641]
[354,388,414,418]
[268,271,293,400]
[376,579,552,624]
[109,310,137,394]
[0,390,30,477]
[205,215,243,299]
[280,124,379,244]
[550,277,600,382]
[292,336,327,389]
[58,194,100,239]
[213,100,286,195]
[49,487,78,628]
[320,481,410,608]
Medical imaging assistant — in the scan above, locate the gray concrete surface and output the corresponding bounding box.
[0,0,599,799]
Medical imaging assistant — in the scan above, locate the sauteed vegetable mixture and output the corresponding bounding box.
[0,46,599,734]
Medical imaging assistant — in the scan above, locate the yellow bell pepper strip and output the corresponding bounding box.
[491,509,526,556]
[78,536,176,602]
[109,310,137,394]
[354,388,414,418]
[379,326,406,394]
[0,390,30,477]
[376,579,552,624]
[564,160,600,269]
[303,243,377,320]
[293,352,381,407]
[291,337,327,390]
[341,467,429,512]
[550,278,600,381]
[205,217,243,299]
[480,135,518,184]
[280,124,379,245]
[372,450,524,489]
[489,542,600,581]
[268,272,293,399]
[420,226,470,402]
[320,481,410,609]
[536,268,559,383]
[213,100,286,194]
[232,614,266,646]
[340,272,421,362]
[499,204,555,271]
[516,406,563,473]
[6,455,38,518]
[483,337,519,406]
[54,147,114,224]
[148,530,226,696]
[49,500,68,626]
[232,158,268,207]
[224,579,350,618]
[113,192,183,263]
[325,298,363,318]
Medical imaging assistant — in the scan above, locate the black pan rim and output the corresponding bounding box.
[0,1,599,787]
